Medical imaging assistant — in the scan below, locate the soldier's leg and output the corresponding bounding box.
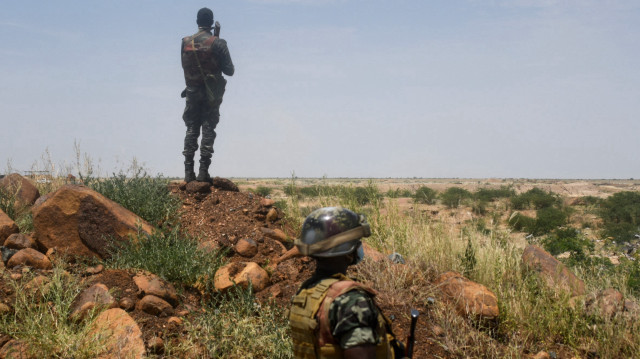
[182,96,204,183]
[196,105,220,183]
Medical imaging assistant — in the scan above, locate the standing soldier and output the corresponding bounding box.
[180,7,234,183]
[289,207,405,358]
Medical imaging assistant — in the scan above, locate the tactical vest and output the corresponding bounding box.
[289,274,395,358]
[181,31,220,87]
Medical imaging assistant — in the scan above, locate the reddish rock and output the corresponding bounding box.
[0,340,32,359]
[185,181,211,194]
[70,283,116,321]
[7,248,52,270]
[624,299,639,313]
[212,177,239,192]
[0,173,40,209]
[197,240,220,254]
[85,264,104,276]
[0,210,19,243]
[119,297,136,312]
[266,208,278,222]
[260,227,289,243]
[214,262,270,293]
[32,185,153,259]
[362,243,386,262]
[435,271,499,320]
[522,245,585,296]
[136,295,174,317]
[260,198,275,207]
[533,351,550,359]
[235,238,258,258]
[147,336,164,354]
[3,233,37,250]
[89,308,145,359]
[590,288,624,319]
[0,303,10,315]
[133,273,179,307]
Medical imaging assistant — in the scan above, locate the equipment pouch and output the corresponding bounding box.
[204,73,227,105]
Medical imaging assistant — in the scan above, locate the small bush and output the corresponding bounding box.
[182,287,292,358]
[509,207,567,236]
[386,188,413,198]
[471,200,488,216]
[542,228,593,256]
[0,266,107,358]
[475,186,515,202]
[599,191,640,242]
[0,187,17,219]
[106,227,227,288]
[412,186,437,204]
[86,168,180,227]
[440,187,472,208]
[252,186,273,197]
[511,188,559,210]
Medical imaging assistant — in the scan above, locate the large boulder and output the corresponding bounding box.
[435,271,499,321]
[89,308,145,359]
[212,177,239,192]
[32,185,153,259]
[0,210,19,243]
[214,262,270,293]
[522,245,585,296]
[4,233,37,250]
[0,173,40,209]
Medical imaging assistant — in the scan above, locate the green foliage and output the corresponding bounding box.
[251,186,273,197]
[85,168,180,227]
[183,287,292,358]
[511,188,559,210]
[599,191,640,242]
[106,227,227,288]
[542,228,594,256]
[0,266,107,358]
[474,186,515,202]
[471,200,488,216]
[412,186,437,204]
[440,187,472,208]
[385,188,413,198]
[0,187,16,219]
[0,187,34,232]
[627,259,640,296]
[579,195,602,206]
[509,207,567,236]
[460,237,477,276]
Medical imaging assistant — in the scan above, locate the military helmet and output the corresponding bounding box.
[295,207,371,258]
[197,8,214,27]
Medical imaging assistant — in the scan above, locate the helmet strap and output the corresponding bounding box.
[295,225,370,256]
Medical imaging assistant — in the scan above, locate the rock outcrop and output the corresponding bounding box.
[435,271,499,321]
[0,173,40,209]
[32,185,153,259]
[522,245,585,296]
[0,210,19,243]
[3,233,37,251]
[70,283,116,321]
[212,177,239,192]
[6,248,52,270]
[214,262,269,293]
[89,308,145,359]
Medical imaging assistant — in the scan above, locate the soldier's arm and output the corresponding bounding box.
[329,290,379,354]
[344,344,376,359]
[213,38,235,76]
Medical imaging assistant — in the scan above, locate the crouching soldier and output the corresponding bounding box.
[289,207,405,358]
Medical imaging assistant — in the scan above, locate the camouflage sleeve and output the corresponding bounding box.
[329,289,379,349]
[213,38,235,76]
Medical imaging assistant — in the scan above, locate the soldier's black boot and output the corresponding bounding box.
[196,159,213,184]
[184,160,196,183]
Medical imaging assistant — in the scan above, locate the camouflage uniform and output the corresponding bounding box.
[181,26,234,181]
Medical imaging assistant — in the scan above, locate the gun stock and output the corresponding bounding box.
[214,21,221,37]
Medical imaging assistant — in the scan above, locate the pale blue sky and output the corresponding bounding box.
[1,0,639,178]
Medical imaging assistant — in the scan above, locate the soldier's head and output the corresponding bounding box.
[296,207,370,271]
[196,7,214,28]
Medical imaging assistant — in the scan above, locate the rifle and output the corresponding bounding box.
[405,309,419,358]
[214,21,221,37]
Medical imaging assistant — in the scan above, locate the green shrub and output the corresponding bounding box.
[412,186,437,204]
[85,168,180,227]
[386,188,413,198]
[599,191,640,242]
[509,212,536,232]
[440,187,472,208]
[106,227,227,288]
[542,228,593,256]
[471,200,488,216]
[0,187,16,219]
[475,186,515,202]
[509,207,567,236]
[252,186,273,197]
[511,188,559,210]
[183,287,292,358]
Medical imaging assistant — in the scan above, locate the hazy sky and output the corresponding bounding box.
[1,0,638,179]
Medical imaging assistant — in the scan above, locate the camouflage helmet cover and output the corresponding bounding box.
[297,207,370,257]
